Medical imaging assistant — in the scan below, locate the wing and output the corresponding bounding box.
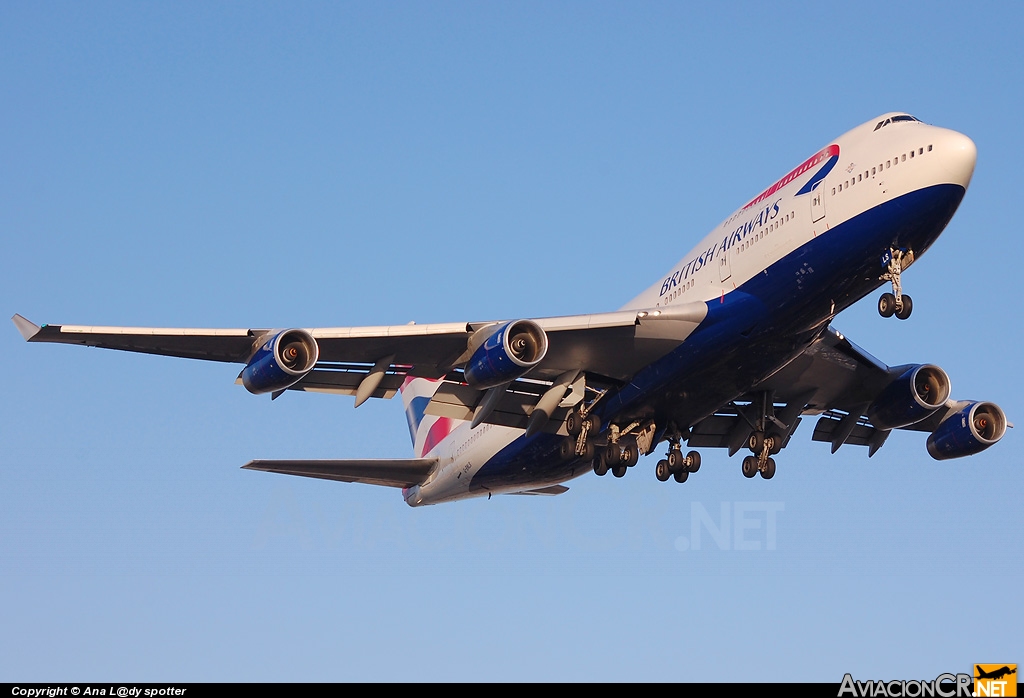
[687,326,1007,457]
[241,459,437,488]
[12,303,707,425]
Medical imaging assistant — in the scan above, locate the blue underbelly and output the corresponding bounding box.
[469,183,966,491]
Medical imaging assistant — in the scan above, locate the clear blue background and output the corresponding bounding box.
[2,1,1020,682]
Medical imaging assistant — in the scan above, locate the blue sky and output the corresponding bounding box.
[2,1,1021,682]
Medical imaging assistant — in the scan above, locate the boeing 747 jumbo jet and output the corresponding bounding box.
[12,113,1008,506]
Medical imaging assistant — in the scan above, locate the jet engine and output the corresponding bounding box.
[926,401,1007,460]
[241,329,319,395]
[464,320,548,389]
[867,364,951,430]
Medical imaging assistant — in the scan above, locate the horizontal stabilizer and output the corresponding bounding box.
[506,485,569,496]
[242,458,437,488]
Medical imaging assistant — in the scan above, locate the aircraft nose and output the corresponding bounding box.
[939,129,977,189]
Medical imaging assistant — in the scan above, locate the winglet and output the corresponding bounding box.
[11,314,41,341]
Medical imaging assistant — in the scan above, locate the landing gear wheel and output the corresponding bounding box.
[594,453,609,476]
[767,432,783,455]
[656,459,671,482]
[686,451,701,473]
[559,437,576,461]
[761,457,776,479]
[605,443,621,466]
[878,293,897,318]
[667,450,684,473]
[895,294,913,320]
[742,456,758,479]
[584,414,601,432]
[580,439,596,461]
[673,469,689,483]
[565,411,583,436]
[748,431,765,453]
[621,439,640,467]
[612,464,627,478]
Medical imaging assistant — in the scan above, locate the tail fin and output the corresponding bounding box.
[399,377,458,458]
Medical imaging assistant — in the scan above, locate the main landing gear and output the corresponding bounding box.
[655,438,700,484]
[736,391,793,480]
[742,429,779,480]
[560,408,601,464]
[586,418,662,480]
[878,247,914,320]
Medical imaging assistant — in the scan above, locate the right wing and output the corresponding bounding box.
[687,326,1008,458]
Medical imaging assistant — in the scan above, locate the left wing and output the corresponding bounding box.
[12,304,707,425]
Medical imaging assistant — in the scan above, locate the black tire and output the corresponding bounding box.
[673,469,689,483]
[767,432,783,455]
[559,437,577,461]
[667,449,684,473]
[686,451,701,472]
[566,411,583,436]
[748,431,764,453]
[656,459,671,482]
[742,456,758,478]
[594,454,609,476]
[584,413,601,433]
[605,443,621,466]
[878,292,897,318]
[612,465,628,478]
[895,294,913,320]
[622,439,640,467]
[580,439,596,461]
[761,457,776,479]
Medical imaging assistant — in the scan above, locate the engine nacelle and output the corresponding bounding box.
[241,329,319,395]
[926,401,1007,460]
[464,320,548,390]
[867,364,951,431]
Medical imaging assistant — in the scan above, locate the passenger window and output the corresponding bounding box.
[919,147,924,155]
[910,150,914,159]
[928,144,933,152]
[901,154,906,162]
[872,167,876,175]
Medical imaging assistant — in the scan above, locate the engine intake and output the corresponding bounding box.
[241,329,319,395]
[464,320,548,389]
[927,401,1007,460]
[867,364,951,431]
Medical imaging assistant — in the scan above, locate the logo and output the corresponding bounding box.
[974,664,1017,697]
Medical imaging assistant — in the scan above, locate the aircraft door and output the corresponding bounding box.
[810,180,827,223]
[718,245,732,283]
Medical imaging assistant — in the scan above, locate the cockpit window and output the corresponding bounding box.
[875,114,920,131]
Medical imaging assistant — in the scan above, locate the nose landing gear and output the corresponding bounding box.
[878,247,914,320]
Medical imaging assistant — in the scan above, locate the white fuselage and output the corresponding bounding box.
[403,114,977,506]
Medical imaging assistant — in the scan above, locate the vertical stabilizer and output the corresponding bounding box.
[399,377,457,457]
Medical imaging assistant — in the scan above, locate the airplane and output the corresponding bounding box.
[975,666,1016,681]
[12,112,1009,506]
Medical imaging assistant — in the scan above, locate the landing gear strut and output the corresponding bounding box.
[878,247,914,320]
